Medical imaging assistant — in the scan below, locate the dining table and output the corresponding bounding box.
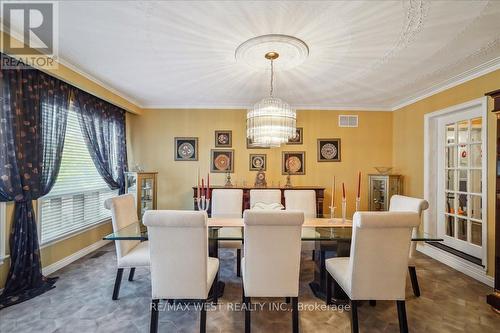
[103,217,443,302]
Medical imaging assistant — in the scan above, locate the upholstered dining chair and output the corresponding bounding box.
[104,194,150,300]
[389,195,429,297]
[211,189,243,276]
[249,189,282,209]
[242,210,304,333]
[284,190,319,259]
[143,210,219,333]
[325,211,420,333]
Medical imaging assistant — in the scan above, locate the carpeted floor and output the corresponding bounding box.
[0,243,498,332]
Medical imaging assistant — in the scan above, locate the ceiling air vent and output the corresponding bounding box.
[338,115,358,128]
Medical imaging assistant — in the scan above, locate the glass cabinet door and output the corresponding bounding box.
[140,176,154,217]
[371,178,386,211]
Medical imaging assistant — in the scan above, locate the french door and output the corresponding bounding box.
[436,106,486,259]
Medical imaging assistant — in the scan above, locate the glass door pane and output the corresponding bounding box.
[440,113,483,259]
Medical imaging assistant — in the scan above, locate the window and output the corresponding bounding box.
[39,106,117,245]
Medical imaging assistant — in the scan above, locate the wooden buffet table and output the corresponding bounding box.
[193,186,326,217]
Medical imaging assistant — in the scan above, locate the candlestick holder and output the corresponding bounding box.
[355,197,361,212]
[341,198,347,223]
[197,196,210,211]
[224,172,233,187]
[329,205,336,219]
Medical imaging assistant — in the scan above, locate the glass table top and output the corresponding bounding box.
[103,221,443,242]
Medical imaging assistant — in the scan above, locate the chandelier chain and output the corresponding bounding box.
[270,59,274,97]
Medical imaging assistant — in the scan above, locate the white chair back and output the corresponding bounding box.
[104,194,140,263]
[284,190,317,218]
[243,210,304,297]
[249,189,281,208]
[389,195,429,259]
[143,210,209,299]
[211,189,243,218]
[348,211,420,300]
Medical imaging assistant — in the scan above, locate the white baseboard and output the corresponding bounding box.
[42,240,109,276]
[417,243,494,287]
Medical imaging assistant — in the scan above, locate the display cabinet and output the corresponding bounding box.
[125,172,157,219]
[368,174,402,211]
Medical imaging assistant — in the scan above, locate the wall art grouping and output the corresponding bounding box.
[173,130,343,175]
[174,137,198,161]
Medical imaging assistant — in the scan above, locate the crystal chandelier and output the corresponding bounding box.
[247,52,296,148]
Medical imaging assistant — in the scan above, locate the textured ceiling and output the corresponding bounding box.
[13,1,500,109]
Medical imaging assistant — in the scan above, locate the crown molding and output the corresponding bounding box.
[391,56,500,111]
[142,103,392,112]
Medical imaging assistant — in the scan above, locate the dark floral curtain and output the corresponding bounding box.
[72,90,128,194]
[0,56,71,308]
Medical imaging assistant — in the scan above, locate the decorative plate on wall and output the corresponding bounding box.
[174,137,198,161]
[287,127,303,144]
[317,138,341,162]
[249,154,266,171]
[211,149,234,173]
[215,130,232,147]
[282,151,305,175]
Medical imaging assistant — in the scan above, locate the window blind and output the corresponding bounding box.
[40,106,117,245]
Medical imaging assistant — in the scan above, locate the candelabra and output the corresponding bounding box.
[197,196,210,211]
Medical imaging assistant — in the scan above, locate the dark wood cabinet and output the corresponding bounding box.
[192,186,325,217]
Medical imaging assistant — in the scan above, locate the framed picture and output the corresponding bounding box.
[287,127,303,144]
[215,130,232,147]
[246,138,270,149]
[174,137,198,161]
[282,151,305,175]
[211,149,234,173]
[249,154,266,171]
[317,138,341,162]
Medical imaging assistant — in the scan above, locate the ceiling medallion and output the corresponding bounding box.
[237,35,308,148]
[235,34,309,71]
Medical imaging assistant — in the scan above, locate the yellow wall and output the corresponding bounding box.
[0,32,138,288]
[392,69,500,276]
[127,109,393,216]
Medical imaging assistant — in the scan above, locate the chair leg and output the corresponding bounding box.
[350,300,359,333]
[237,248,241,277]
[200,300,207,333]
[112,268,124,300]
[244,297,251,333]
[150,299,159,333]
[292,297,299,333]
[213,273,219,305]
[311,250,315,261]
[397,300,409,333]
[326,273,332,305]
[408,266,420,297]
[128,267,136,281]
